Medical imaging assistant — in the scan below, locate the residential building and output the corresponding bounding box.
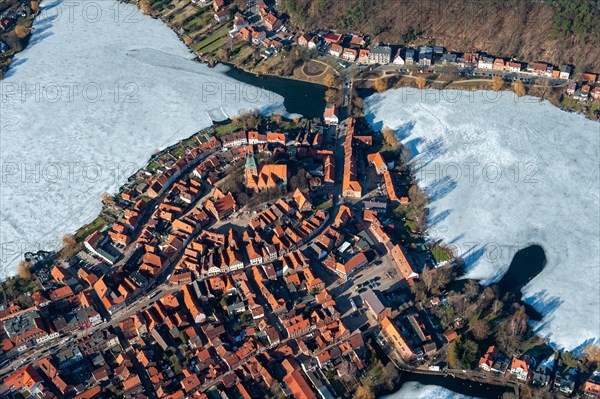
[381,317,414,361]
[492,58,505,71]
[584,372,600,397]
[214,9,230,23]
[478,55,494,69]
[478,346,498,371]
[368,45,392,64]
[323,105,339,125]
[262,12,282,31]
[329,44,343,57]
[357,49,369,64]
[367,152,387,174]
[341,118,362,198]
[510,356,531,381]
[298,33,311,47]
[342,48,357,62]
[506,61,522,72]
[362,290,391,321]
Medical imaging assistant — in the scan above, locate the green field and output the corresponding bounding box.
[74,216,107,242]
[192,24,231,53]
[214,121,243,136]
[431,245,452,263]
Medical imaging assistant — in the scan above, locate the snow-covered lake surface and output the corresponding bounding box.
[365,88,600,350]
[0,0,286,276]
[383,382,478,399]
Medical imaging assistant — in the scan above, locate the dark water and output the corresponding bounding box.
[495,245,546,296]
[448,245,546,320]
[494,244,547,320]
[371,337,510,399]
[223,65,326,119]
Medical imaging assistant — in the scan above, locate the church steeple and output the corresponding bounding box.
[245,152,258,177]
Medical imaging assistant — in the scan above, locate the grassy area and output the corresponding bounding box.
[184,12,213,35]
[229,43,255,64]
[74,216,107,242]
[448,80,488,89]
[149,0,171,12]
[365,361,384,384]
[316,199,333,210]
[192,24,230,53]
[431,245,452,263]
[147,160,162,173]
[0,276,39,306]
[171,145,186,158]
[213,120,243,136]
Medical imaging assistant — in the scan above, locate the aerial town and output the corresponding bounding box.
[0,106,599,399]
[0,0,598,399]
[187,0,600,110]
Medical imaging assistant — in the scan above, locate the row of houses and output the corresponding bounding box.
[298,31,582,81]
[478,346,600,397]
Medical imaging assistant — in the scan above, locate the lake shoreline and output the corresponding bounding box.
[2,0,596,122]
[1,2,594,398]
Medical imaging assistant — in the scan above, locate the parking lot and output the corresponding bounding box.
[328,252,410,332]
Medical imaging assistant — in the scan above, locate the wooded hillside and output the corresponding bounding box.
[282,0,600,72]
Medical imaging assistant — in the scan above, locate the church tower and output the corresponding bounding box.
[245,152,258,181]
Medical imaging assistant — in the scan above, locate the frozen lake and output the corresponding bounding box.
[365,88,600,350]
[383,382,478,399]
[0,0,287,276]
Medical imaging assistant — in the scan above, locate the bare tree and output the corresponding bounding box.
[491,299,503,315]
[139,0,152,14]
[408,183,428,210]
[497,305,528,355]
[382,126,398,147]
[463,280,480,300]
[270,114,283,124]
[17,260,32,279]
[323,73,337,87]
[382,363,400,390]
[471,319,490,340]
[62,234,76,248]
[353,384,375,399]
[513,79,526,97]
[14,25,30,39]
[584,344,600,363]
[421,266,434,292]
[374,77,389,93]
[325,88,338,103]
[101,193,115,206]
[491,76,504,91]
[398,145,411,171]
[339,358,358,386]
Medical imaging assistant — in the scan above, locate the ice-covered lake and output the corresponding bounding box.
[0,0,287,276]
[383,382,478,399]
[365,88,600,350]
